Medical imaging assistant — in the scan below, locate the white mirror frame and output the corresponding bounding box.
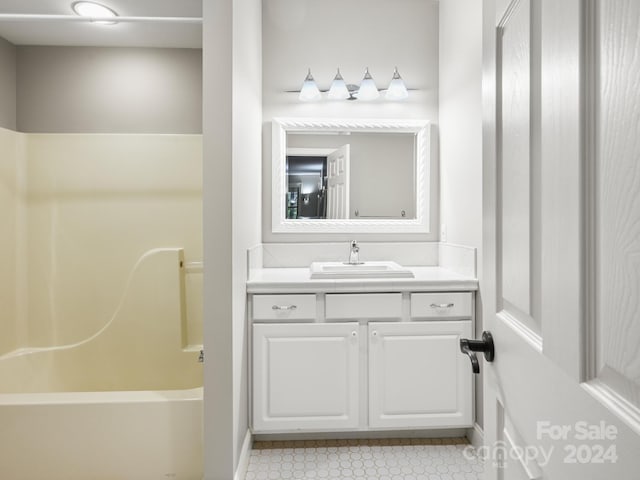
[272,117,433,233]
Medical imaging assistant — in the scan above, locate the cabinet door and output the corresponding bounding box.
[253,323,360,432]
[368,321,473,429]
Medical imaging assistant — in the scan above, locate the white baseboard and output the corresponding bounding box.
[466,423,484,448]
[253,428,467,441]
[233,429,253,480]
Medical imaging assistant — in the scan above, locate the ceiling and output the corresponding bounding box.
[0,0,202,48]
[288,156,326,175]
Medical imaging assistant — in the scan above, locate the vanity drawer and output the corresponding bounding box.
[326,293,402,320]
[252,294,316,321]
[410,292,472,319]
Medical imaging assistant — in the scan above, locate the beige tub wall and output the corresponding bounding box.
[24,133,203,348]
[53,248,204,392]
[0,127,17,355]
[0,248,202,393]
[0,127,27,356]
[185,270,204,346]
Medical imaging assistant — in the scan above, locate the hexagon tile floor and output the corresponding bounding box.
[245,438,484,480]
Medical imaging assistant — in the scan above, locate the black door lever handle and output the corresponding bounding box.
[460,331,494,374]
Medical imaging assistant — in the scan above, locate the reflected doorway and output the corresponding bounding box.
[286,145,351,219]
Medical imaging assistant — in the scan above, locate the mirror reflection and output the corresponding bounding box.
[285,132,416,220]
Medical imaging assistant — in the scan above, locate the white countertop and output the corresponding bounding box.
[246,266,478,294]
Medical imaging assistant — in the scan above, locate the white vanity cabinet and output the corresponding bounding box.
[250,290,475,434]
[252,322,360,432]
[368,321,473,428]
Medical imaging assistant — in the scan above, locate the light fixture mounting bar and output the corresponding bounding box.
[0,14,202,24]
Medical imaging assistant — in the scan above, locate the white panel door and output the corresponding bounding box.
[252,322,359,432]
[483,0,640,478]
[368,321,473,429]
[326,144,350,219]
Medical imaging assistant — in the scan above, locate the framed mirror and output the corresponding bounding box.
[271,118,433,233]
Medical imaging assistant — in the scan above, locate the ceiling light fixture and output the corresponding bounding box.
[71,1,118,25]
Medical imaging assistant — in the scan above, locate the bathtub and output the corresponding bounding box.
[0,350,203,480]
[0,388,203,480]
[0,249,203,479]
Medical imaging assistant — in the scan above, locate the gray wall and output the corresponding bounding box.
[16,46,202,134]
[0,37,16,130]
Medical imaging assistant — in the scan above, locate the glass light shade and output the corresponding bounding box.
[71,1,118,24]
[299,69,321,101]
[328,69,350,100]
[385,67,409,100]
[357,68,379,101]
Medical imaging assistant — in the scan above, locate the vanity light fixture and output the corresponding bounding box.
[71,1,118,24]
[356,67,380,101]
[295,68,408,101]
[299,68,322,102]
[385,67,409,100]
[327,68,350,100]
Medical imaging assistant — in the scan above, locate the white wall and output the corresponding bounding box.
[439,0,483,427]
[262,0,439,242]
[232,0,262,473]
[16,46,202,134]
[0,37,16,130]
[203,0,262,478]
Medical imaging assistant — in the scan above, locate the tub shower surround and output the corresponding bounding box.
[0,129,204,480]
[0,250,204,480]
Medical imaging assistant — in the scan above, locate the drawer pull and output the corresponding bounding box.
[430,303,454,309]
[272,305,297,311]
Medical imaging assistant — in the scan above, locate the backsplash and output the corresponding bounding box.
[248,242,477,278]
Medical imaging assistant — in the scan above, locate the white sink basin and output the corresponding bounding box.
[309,261,414,279]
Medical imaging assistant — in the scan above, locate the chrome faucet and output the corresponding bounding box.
[348,240,362,265]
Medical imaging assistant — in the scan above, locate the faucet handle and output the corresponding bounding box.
[350,240,358,248]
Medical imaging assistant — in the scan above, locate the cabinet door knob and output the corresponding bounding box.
[371,331,378,337]
[272,305,297,311]
[430,303,454,309]
[351,331,358,337]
